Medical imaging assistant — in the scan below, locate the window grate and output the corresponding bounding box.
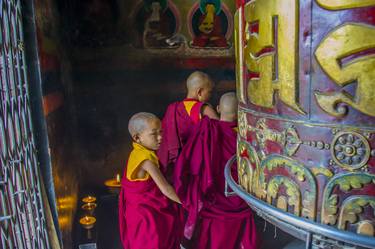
[0,0,50,248]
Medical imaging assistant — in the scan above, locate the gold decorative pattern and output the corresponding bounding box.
[330,131,371,171]
[315,24,375,117]
[243,0,305,114]
[238,156,252,192]
[276,196,288,211]
[357,221,375,237]
[239,106,375,131]
[235,0,375,242]
[249,119,302,157]
[238,110,248,139]
[237,140,261,196]
[242,118,374,172]
[316,0,375,10]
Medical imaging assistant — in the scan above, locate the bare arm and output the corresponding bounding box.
[141,160,181,204]
[202,104,219,119]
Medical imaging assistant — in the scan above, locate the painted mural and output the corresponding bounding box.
[132,0,234,50]
[71,0,235,55]
[129,0,235,57]
[190,0,230,48]
[132,0,178,48]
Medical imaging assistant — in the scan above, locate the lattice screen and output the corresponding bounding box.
[0,0,50,248]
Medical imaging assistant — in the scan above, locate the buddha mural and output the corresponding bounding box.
[134,0,179,48]
[190,0,229,48]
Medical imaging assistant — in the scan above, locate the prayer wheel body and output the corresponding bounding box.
[234,0,375,244]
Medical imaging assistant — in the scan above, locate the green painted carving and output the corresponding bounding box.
[338,196,375,232]
[302,190,316,219]
[322,173,375,225]
[311,167,334,178]
[259,155,317,220]
[266,176,301,216]
[237,139,263,197]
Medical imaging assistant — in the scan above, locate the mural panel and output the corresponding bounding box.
[130,0,234,50]
[132,0,179,48]
[69,0,236,65]
[189,0,231,48]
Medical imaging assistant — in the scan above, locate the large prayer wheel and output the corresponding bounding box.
[226,0,375,248]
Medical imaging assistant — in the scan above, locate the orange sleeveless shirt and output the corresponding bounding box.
[182,98,204,124]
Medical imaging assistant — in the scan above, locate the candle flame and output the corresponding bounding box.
[82,195,96,203]
[79,215,96,226]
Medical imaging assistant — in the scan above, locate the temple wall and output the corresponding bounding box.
[58,0,237,190]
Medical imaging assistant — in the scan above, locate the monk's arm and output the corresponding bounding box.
[202,104,219,119]
[141,160,182,204]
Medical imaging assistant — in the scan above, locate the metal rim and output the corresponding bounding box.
[224,155,375,249]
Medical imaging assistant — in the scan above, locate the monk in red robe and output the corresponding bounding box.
[157,71,218,178]
[118,112,183,249]
[174,93,259,249]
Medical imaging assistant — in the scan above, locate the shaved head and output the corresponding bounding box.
[128,112,159,137]
[186,71,213,93]
[219,92,238,121]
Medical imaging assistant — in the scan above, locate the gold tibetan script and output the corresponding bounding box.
[244,0,304,114]
[235,8,246,104]
[316,0,375,10]
[315,24,375,117]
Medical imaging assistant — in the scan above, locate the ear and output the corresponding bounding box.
[132,134,140,142]
[216,105,220,114]
[197,87,203,97]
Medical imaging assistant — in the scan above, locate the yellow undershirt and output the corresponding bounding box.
[126,142,159,181]
[183,100,196,116]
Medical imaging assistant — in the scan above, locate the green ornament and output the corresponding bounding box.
[199,0,222,15]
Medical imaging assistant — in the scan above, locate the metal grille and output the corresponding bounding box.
[0,0,50,248]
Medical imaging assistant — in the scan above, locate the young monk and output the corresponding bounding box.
[174,92,259,249]
[118,112,182,249]
[157,71,219,176]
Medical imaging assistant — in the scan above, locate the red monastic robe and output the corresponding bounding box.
[118,143,182,249]
[174,117,259,249]
[157,99,204,175]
